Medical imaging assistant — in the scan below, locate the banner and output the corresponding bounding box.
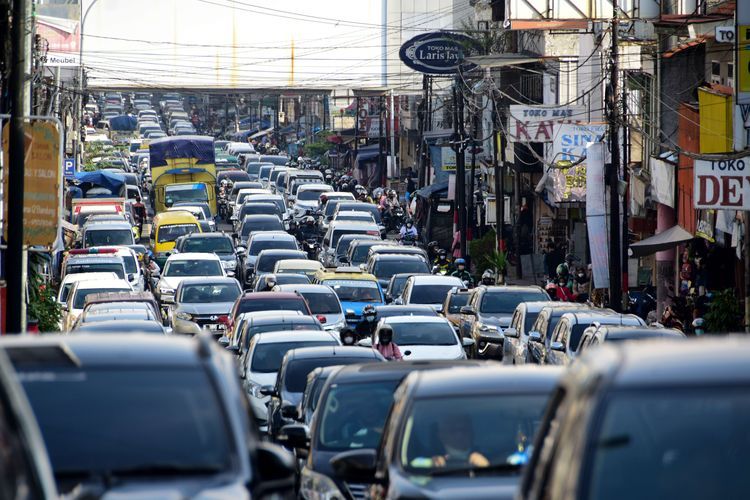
[547,123,606,203]
[694,157,750,210]
[2,119,63,247]
[508,105,586,142]
[585,142,609,289]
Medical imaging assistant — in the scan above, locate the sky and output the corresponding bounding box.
[80,0,452,89]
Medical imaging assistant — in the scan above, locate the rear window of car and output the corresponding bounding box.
[238,298,309,316]
[65,263,125,280]
[298,291,341,315]
[248,238,297,256]
[372,260,430,280]
[331,229,380,248]
[257,253,304,273]
[284,357,370,392]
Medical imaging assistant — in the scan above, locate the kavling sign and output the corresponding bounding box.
[694,157,750,210]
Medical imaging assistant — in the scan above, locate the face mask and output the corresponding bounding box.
[366,315,375,322]
[268,282,276,288]
[407,223,413,228]
[343,335,355,344]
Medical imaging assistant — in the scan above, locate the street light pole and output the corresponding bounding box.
[75,0,101,167]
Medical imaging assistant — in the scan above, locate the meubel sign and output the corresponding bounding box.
[694,157,750,209]
[398,32,477,75]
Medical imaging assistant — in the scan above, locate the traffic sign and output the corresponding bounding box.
[63,157,76,177]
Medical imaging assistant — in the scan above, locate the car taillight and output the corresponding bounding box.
[316,314,327,324]
[218,315,230,325]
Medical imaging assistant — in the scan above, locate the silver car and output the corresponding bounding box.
[171,277,242,336]
[274,284,345,332]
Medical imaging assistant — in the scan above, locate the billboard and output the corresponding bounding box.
[506,0,659,22]
[36,15,80,67]
[398,32,478,75]
[507,105,587,142]
[547,123,607,203]
[694,157,750,210]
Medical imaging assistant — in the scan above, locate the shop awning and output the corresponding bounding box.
[423,129,453,145]
[355,144,382,165]
[415,180,449,199]
[629,225,694,257]
[250,127,274,139]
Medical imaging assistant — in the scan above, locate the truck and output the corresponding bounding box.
[149,136,217,216]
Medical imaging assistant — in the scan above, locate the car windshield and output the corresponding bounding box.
[74,288,129,309]
[66,263,125,280]
[19,368,234,475]
[166,184,208,203]
[401,393,549,474]
[259,166,273,180]
[163,260,222,277]
[586,388,750,499]
[410,284,455,305]
[248,239,297,256]
[257,253,302,273]
[298,189,327,201]
[182,237,234,254]
[284,357,367,393]
[373,260,429,280]
[299,291,341,315]
[244,321,322,347]
[158,223,199,243]
[325,280,381,303]
[251,340,336,373]
[84,229,133,247]
[389,321,457,346]
[179,283,240,303]
[241,218,283,236]
[238,298,308,316]
[448,294,471,313]
[480,291,549,314]
[318,379,400,451]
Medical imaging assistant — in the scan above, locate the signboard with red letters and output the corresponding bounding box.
[694,157,750,210]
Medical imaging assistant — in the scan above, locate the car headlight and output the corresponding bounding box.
[159,287,174,295]
[247,382,264,399]
[299,467,345,500]
[175,312,193,321]
[222,260,237,269]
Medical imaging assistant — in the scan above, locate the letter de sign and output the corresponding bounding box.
[694,157,750,210]
[398,31,478,75]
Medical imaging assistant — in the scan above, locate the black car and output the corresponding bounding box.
[524,304,594,365]
[347,240,395,268]
[236,214,285,247]
[4,334,295,497]
[173,232,240,278]
[253,249,308,283]
[519,337,750,500]
[331,365,561,500]
[286,360,488,500]
[365,254,431,290]
[296,365,340,426]
[233,203,283,230]
[266,346,384,440]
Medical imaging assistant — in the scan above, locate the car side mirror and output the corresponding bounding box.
[60,304,68,312]
[393,297,403,305]
[461,337,475,348]
[528,331,542,343]
[226,344,240,355]
[459,306,476,316]
[357,338,373,347]
[550,341,565,352]
[504,327,519,338]
[260,385,277,397]
[330,449,377,482]
[280,403,300,420]
[218,336,230,347]
[278,423,309,449]
[127,273,136,282]
[252,442,296,498]
[359,263,366,271]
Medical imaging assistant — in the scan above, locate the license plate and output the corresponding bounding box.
[208,324,226,331]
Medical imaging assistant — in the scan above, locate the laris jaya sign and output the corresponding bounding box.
[399,32,477,75]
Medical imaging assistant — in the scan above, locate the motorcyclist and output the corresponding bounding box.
[295,215,319,243]
[259,274,278,292]
[481,269,495,286]
[131,195,147,237]
[399,218,418,242]
[556,263,574,290]
[339,327,357,346]
[355,305,378,340]
[374,325,402,361]
[451,258,474,287]
[355,185,373,203]
[143,252,161,293]
[432,249,451,275]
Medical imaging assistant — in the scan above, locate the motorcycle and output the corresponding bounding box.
[400,233,417,246]
[218,197,231,221]
[303,238,320,260]
[384,206,405,232]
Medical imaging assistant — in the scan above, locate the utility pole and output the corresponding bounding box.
[378,95,385,186]
[389,89,396,183]
[491,97,504,253]
[468,93,479,245]
[7,0,29,333]
[453,79,467,260]
[608,13,623,311]
[417,75,428,188]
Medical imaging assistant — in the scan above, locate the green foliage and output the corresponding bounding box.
[469,229,502,277]
[27,276,61,332]
[704,289,742,333]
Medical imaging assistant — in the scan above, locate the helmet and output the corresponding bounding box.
[545,282,558,299]
[304,216,315,226]
[388,189,396,198]
[363,304,376,322]
[556,263,569,277]
[339,327,356,346]
[324,169,332,176]
[341,183,349,191]
[455,258,466,266]
[378,325,393,344]
[481,269,495,285]
[264,274,277,289]
[405,218,413,228]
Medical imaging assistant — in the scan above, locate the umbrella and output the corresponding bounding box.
[628,225,694,257]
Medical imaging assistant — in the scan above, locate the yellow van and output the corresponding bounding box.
[273,259,324,281]
[150,210,202,266]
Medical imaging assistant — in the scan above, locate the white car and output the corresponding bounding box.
[155,253,225,309]
[274,284,345,332]
[291,184,332,219]
[57,272,119,306]
[360,315,473,361]
[241,329,339,431]
[87,246,144,291]
[398,275,466,312]
[63,278,133,331]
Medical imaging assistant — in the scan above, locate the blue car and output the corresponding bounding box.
[320,276,385,325]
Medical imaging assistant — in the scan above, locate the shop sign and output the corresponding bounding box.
[399,32,477,75]
[508,105,586,142]
[547,123,606,203]
[694,156,750,210]
[695,209,716,242]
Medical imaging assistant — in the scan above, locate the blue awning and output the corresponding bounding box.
[74,170,126,192]
[415,180,449,198]
[355,144,382,165]
[148,136,215,167]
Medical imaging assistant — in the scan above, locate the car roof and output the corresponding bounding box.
[371,254,426,262]
[73,320,165,332]
[409,365,564,398]
[375,305,437,313]
[383,315,449,324]
[519,301,572,313]
[329,220,380,230]
[331,359,494,384]
[61,272,118,284]
[165,252,220,262]
[276,284,334,294]
[180,232,231,239]
[285,345,380,361]
[249,231,294,241]
[74,279,130,290]
[1,334,211,367]
[408,275,464,285]
[275,259,323,269]
[254,330,338,344]
[598,325,685,340]
[560,310,643,324]
[241,214,280,222]
[257,249,306,257]
[574,336,750,388]
[82,221,132,230]
[480,285,547,294]
[177,277,240,286]
[240,291,302,300]
[65,256,123,264]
